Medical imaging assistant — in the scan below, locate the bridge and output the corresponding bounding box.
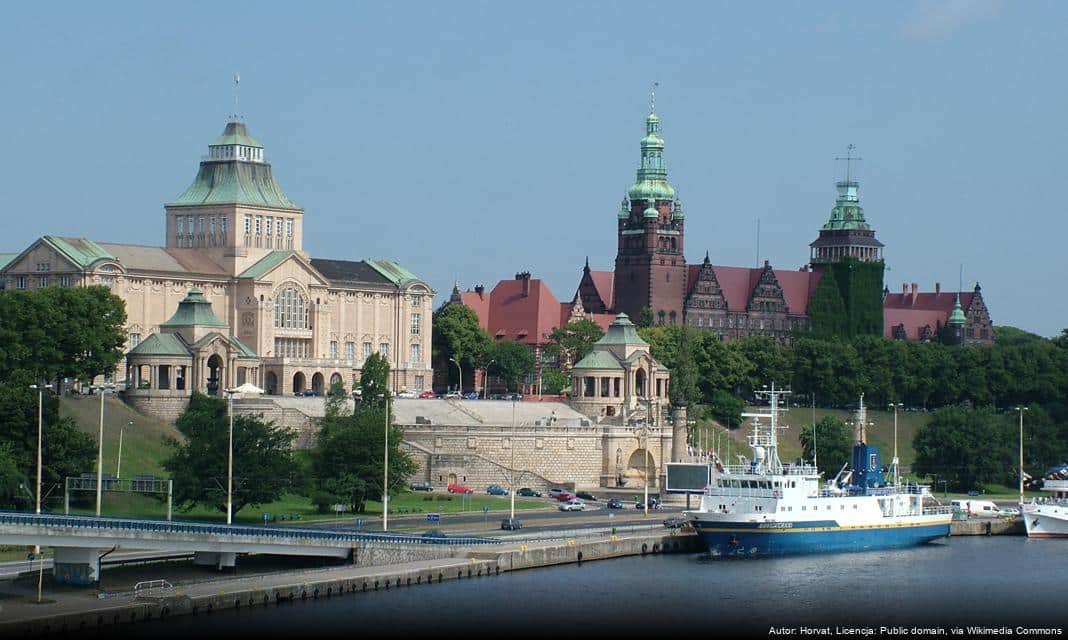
[0,511,498,585]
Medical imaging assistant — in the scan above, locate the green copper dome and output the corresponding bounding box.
[643,201,659,218]
[627,110,676,203]
[821,181,871,232]
[617,196,630,219]
[673,196,685,220]
[948,293,966,325]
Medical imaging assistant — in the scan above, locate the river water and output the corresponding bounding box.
[136,537,1066,639]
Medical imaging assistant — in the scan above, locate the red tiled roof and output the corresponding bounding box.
[883,308,946,340]
[685,264,703,299]
[588,270,614,310]
[485,277,561,346]
[776,269,822,316]
[587,313,616,332]
[689,265,818,316]
[708,266,755,313]
[459,290,490,329]
[883,291,976,312]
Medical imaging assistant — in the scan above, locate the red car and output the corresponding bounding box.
[554,491,575,502]
[418,390,437,399]
[447,483,474,494]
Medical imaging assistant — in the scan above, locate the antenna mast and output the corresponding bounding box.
[835,144,861,183]
[232,73,240,121]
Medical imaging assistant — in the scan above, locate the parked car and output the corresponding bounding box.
[554,491,575,502]
[294,389,317,397]
[443,391,462,399]
[500,518,522,531]
[575,491,597,501]
[447,483,474,494]
[548,488,567,499]
[516,487,542,497]
[486,484,509,496]
[663,516,688,529]
[409,482,433,492]
[558,499,586,512]
[606,497,625,509]
[421,529,447,539]
[418,390,438,399]
[397,390,418,399]
[462,391,479,400]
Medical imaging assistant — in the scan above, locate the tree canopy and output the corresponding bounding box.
[491,340,535,391]
[432,303,493,391]
[799,416,853,480]
[163,393,298,514]
[545,319,605,370]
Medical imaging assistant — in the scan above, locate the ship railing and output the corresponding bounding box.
[720,464,819,477]
[923,506,954,516]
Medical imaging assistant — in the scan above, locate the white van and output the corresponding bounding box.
[950,499,1017,518]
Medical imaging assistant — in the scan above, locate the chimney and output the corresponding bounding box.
[516,271,531,297]
[935,282,941,295]
[474,284,485,300]
[910,282,919,305]
[902,283,908,296]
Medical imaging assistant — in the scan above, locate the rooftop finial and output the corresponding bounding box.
[232,73,241,122]
[835,144,861,183]
[650,81,658,113]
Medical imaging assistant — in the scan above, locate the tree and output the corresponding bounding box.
[0,443,29,510]
[312,406,417,513]
[323,379,350,420]
[163,393,297,515]
[708,390,745,429]
[669,327,700,407]
[912,407,1014,492]
[432,304,493,391]
[637,307,654,329]
[541,368,570,395]
[545,319,604,369]
[491,340,535,391]
[799,416,853,480]
[359,352,392,408]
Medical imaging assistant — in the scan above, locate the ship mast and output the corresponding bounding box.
[742,383,790,475]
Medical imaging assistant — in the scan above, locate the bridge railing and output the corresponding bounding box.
[0,511,499,546]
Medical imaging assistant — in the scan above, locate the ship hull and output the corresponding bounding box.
[1022,504,1068,538]
[692,520,950,557]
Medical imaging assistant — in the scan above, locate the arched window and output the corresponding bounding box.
[274,287,309,329]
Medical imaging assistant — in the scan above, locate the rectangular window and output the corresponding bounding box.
[244,216,251,234]
[255,216,262,235]
[60,275,72,287]
[177,217,184,234]
[345,341,355,359]
[198,216,205,234]
[276,218,283,236]
[410,313,421,336]
[210,216,216,235]
[37,276,48,288]
[266,216,273,235]
[379,342,390,359]
[414,375,425,391]
[330,341,338,359]
[362,342,372,360]
[410,343,421,365]
[220,216,227,235]
[129,333,141,348]
[286,219,294,237]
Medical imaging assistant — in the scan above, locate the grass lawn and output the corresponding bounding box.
[59,395,182,478]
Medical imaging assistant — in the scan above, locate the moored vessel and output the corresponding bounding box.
[1022,479,1068,538]
[686,387,952,557]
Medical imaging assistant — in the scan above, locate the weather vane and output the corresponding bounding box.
[650,81,659,113]
[835,143,861,183]
[233,73,240,120]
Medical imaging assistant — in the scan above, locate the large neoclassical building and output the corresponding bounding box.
[1,117,433,414]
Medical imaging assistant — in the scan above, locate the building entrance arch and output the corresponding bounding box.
[635,369,647,397]
[206,354,224,396]
[293,371,306,394]
[627,448,656,488]
[265,372,278,395]
[311,372,325,395]
[447,473,457,486]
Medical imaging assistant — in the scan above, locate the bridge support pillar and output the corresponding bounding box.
[193,551,236,570]
[53,547,100,585]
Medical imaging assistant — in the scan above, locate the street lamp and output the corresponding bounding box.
[483,359,496,400]
[29,384,43,514]
[116,420,132,479]
[889,403,903,487]
[89,383,115,516]
[633,421,652,517]
[449,357,463,395]
[1015,406,1029,506]
[224,388,237,525]
[380,392,390,531]
[509,398,517,520]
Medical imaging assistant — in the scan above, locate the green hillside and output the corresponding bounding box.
[59,395,182,478]
[695,406,930,469]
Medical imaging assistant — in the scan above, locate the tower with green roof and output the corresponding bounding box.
[807,148,886,338]
[613,99,688,325]
[164,117,304,275]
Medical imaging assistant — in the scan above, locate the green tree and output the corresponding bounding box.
[323,379,351,420]
[359,352,392,409]
[541,368,570,395]
[912,407,1014,492]
[545,319,605,369]
[163,393,297,515]
[491,340,535,391]
[0,443,29,510]
[38,286,127,383]
[312,406,417,513]
[799,416,853,479]
[637,307,654,329]
[432,304,493,392]
[669,327,700,407]
[708,390,745,429]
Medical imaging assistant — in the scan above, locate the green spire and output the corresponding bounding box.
[627,108,676,203]
[948,292,966,325]
[821,180,871,232]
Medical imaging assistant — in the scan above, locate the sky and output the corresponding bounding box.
[0,1,1064,336]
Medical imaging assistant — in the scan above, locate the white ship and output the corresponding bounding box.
[1022,479,1068,538]
[685,387,952,557]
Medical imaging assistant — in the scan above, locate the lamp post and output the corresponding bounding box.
[811,392,817,472]
[116,420,132,479]
[224,388,237,525]
[90,384,114,516]
[381,393,390,531]
[509,398,516,520]
[634,421,652,517]
[483,359,496,400]
[29,384,43,514]
[889,403,903,487]
[1015,406,1028,506]
[449,357,463,394]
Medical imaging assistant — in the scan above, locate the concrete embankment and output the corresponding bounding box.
[950,518,1024,536]
[0,530,700,637]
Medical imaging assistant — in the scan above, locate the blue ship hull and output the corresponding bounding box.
[694,521,950,557]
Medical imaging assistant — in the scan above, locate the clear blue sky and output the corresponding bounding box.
[1,1,1063,336]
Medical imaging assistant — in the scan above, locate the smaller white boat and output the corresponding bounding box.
[1022,479,1068,538]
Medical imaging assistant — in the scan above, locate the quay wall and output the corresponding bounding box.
[950,518,1024,536]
